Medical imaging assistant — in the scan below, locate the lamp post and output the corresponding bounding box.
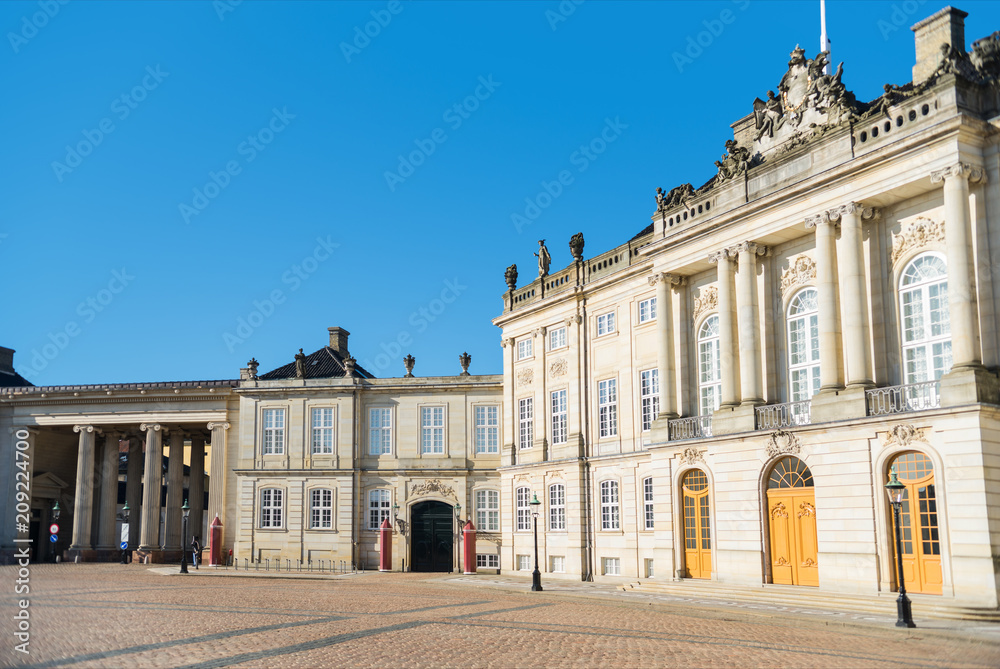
[120,502,130,564]
[454,504,462,574]
[885,470,916,628]
[529,493,542,592]
[180,499,190,574]
[51,501,61,563]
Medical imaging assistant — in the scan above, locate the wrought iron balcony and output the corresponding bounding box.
[866,380,941,416]
[755,400,812,430]
[668,415,713,441]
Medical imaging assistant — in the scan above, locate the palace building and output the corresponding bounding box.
[2,6,1000,612]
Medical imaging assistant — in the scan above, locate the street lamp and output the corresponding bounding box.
[120,502,130,564]
[885,470,915,628]
[52,500,60,521]
[180,499,190,574]
[454,504,462,574]
[529,493,543,592]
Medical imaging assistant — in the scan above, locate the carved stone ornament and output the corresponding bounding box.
[881,424,926,449]
[516,368,534,387]
[780,254,816,294]
[569,232,585,261]
[409,479,457,500]
[549,358,567,378]
[766,430,801,459]
[678,447,704,465]
[692,285,718,324]
[890,217,944,265]
[459,352,471,376]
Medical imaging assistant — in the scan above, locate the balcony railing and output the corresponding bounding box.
[866,381,941,416]
[755,400,812,430]
[668,415,713,441]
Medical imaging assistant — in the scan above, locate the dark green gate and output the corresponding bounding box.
[411,501,454,572]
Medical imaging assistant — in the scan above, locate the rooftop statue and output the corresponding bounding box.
[656,183,695,211]
[294,348,306,378]
[753,90,785,141]
[534,240,551,277]
[714,140,751,184]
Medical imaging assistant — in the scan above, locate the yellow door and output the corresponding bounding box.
[766,457,818,587]
[889,452,942,595]
[682,469,712,579]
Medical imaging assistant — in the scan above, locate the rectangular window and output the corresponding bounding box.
[600,480,620,530]
[421,406,445,454]
[638,297,657,324]
[517,338,533,360]
[475,489,500,532]
[550,555,566,573]
[262,409,285,455]
[598,379,618,438]
[369,408,392,455]
[310,489,333,529]
[549,483,565,531]
[311,408,335,454]
[602,557,621,576]
[260,488,283,528]
[596,312,616,336]
[516,486,531,531]
[517,554,531,571]
[645,558,654,578]
[518,398,534,449]
[550,389,567,446]
[474,405,499,454]
[549,326,567,350]
[640,369,660,432]
[368,489,391,530]
[643,477,654,530]
[477,554,500,569]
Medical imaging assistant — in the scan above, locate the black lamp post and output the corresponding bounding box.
[120,502,130,564]
[51,501,61,563]
[454,504,462,574]
[885,470,915,628]
[180,499,190,574]
[529,493,543,592]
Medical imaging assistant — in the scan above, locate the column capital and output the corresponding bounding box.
[73,424,102,435]
[647,272,685,287]
[206,422,230,431]
[565,314,582,327]
[500,337,514,349]
[734,241,767,256]
[708,249,732,264]
[804,212,831,229]
[828,202,880,221]
[533,327,547,338]
[140,423,162,432]
[930,162,987,185]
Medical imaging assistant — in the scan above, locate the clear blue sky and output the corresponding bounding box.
[3,0,998,385]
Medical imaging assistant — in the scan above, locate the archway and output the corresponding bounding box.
[681,469,712,579]
[410,500,454,572]
[766,456,818,586]
[887,451,941,594]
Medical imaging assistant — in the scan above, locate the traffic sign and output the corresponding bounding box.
[120,541,128,550]
[49,523,59,534]
[50,534,58,543]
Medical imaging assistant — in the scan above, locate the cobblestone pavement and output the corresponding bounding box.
[2,564,999,668]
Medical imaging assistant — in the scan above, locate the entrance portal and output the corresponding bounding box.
[411,501,454,572]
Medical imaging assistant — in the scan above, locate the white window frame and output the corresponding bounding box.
[515,486,531,531]
[474,405,499,454]
[550,389,567,446]
[368,407,393,456]
[640,369,660,432]
[548,483,565,531]
[420,405,445,455]
[549,326,567,350]
[311,407,335,455]
[550,555,566,573]
[600,480,620,530]
[477,553,500,569]
[787,288,821,402]
[309,488,333,530]
[596,311,616,336]
[517,554,531,571]
[518,398,533,449]
[698,315,722,416]
[899,253,952,384]
[368,489,391,530]
[259,487,284,529]
[643,477,654,530]
[638,297,657,324]
[602,557,621,576]
[262,408,285,455]
[517,337,533,360]
[475,489,499,532]
[598,379,617,438]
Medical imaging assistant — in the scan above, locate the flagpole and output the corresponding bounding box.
[820,0,832,74]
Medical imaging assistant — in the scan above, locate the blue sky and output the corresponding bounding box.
[3,0,998,385]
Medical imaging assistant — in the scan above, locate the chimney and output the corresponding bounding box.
[328,327,350,357]
[912,6,968,85]
[0,347,14,374]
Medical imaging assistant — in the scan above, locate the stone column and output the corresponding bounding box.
[836,203,877,388]
[206,423,230,531]
[139,424,163,551]
[709,249,739,408]
[535,326,548,457]
[125,435,143,549]
[736,242,767,404]
[97,431,120,550]
[70,425,100,551]
[805,212,844,392]
[565,315,585,455]
[189,433,206,542]
[164,429,185,550]
[650,273,680,418]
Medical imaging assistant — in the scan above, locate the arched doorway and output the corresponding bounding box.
[681,469,712,579]
[887,451,942,594]
[766,456,818,586]
[411,501,454,572]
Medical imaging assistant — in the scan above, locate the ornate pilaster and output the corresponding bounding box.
[164,429,185,550]
[649,272,684,418]
[97,431,121,550]
[189,433,207,542]
[833,203,878,388]
[709,250,739,408]
[124,434,143,550]
[206,423,230,531]
[735,242,767,405]
[806,212,843,392]
[139,423,164,551]
[70,425,101,551]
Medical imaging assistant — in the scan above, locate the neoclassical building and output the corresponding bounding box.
[1,6,999,612]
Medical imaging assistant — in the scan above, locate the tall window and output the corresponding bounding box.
[900,254,951,384]
[311,408,335,454]
[550,389,567,445]
[519,398,533,449]
[474,406,499,454]
[517,338,533,360]
[549,326,567,350]
[549,483,566,530]
[598,379,617,438]
[368,489,391,530]
[698,316,722,415]
[369,408,392,455]
[259,488,283,528]
[643,477,654,530]
[516,486,531,531]
[421,406,445,454]
[787,289,821,401]
[597,311,616,336]
[639,297,657,323]
[640,369,660,431]
[310,488,333,529]
[262,408,285,455]
[475,489,499,531]
[600,480,620,530]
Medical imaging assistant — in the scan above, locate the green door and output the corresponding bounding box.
[411,501,454,572]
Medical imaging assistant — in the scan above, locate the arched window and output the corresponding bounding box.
[787,289,820,401]
[698,316,722,415]
[887,451,941,594]
[899,254,951,384]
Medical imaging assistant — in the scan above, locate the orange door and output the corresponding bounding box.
[766,457,818,587]
[682,470,712,579]
[890,453,942,595]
